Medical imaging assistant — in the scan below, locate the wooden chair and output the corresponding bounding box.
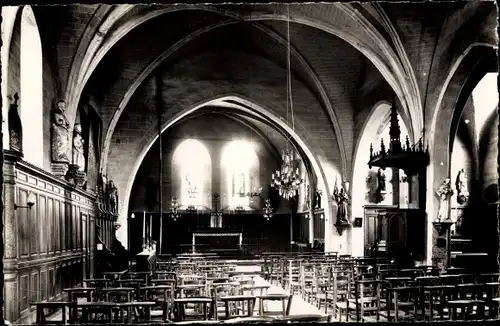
[220,295,257,320]
[299,262,317,303]
[257,293,293,317]
[209,282,241,320]
[419,285,455,321]
[332,267,354,321]
[77,302,117,324]
[350,279,384,322]
[447,300,486,321]
[117,301,156,323]
[380,286,420,322]
[141,285,176,322]
[32,301,75,325]
[173,297,213,322]
[283,260,301,294]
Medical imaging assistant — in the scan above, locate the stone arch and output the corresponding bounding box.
[67,5,421,151]
[350,101,411,256]
[1,6,21,148]
[19,6,44,167]
[114,95,336,252]
[98,20,347,179]
[426,43,496,264]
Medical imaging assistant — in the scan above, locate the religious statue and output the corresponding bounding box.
[8,93,22,152]
[336,188,349,224]
[51,100,71,162]
[315,189,322,209]
[435,178,454,222]
[72,123,85,171]
[107,180,119,215]
[376,168,387,193]
[455,169,469,205]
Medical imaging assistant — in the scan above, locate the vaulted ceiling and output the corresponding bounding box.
[26,2,497,204]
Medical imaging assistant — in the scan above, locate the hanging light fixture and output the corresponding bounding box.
[170,197,180,221]
[271,5,303,200]
[263,198,274,220]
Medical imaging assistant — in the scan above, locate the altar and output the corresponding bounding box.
[191,228,243,253]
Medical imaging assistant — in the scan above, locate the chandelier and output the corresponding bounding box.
[169,197,180,221]
[263,198,274,220]
[270,6,303,200]
[272,149,303,199]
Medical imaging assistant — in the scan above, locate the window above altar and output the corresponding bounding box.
[221,140,260,209]
[172,139,212,208]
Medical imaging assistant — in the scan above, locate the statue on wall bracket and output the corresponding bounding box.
[455,169,469,205]
[106,180,119,216]
[51,100,71,178]
[435,178,454,222]
[67,123,88,188]
[314,189,322,209]
[8,93,22,153]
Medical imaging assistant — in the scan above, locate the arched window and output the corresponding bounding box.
[171,139,212,208]
[221,140,259,209]
[472,72,498,143]
[20,6,43,166]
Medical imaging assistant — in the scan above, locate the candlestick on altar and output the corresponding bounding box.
[149,214,152,239]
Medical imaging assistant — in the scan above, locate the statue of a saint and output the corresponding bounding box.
[337,188,349,224]
[8,93,22,151]
[315,189,322,209]
[455,169,469,205]
[51,100,71,162]
[72,123,85,171]
[376,168,386,193]
[436,178,454,222]
[107,180,118,215]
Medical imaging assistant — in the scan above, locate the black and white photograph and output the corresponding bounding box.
[1,1,499,324]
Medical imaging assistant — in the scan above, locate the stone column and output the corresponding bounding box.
[3,150,22,322]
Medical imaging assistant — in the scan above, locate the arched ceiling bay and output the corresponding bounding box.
[83,10,373,176]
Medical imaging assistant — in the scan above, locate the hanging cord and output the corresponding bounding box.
[287,5,295,133]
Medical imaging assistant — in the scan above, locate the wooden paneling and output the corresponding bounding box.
[47,198,54,254]
[31,271,39,303]
[40,269,47,301]
[19,189,29,257]
[20,273,29,313]
[39,195,47,255]
[313,209,325,241]
[5,163,97,323]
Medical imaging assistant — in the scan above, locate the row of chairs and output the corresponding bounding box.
[262,252,500,322]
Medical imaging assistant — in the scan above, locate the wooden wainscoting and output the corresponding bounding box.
[3,159,96,323]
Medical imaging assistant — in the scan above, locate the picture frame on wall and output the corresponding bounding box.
[354,217,363,228]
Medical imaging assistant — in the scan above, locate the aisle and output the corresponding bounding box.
[233,264,329,317]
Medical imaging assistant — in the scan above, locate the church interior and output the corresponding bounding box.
[1,2,499,324]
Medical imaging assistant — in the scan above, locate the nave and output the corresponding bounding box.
[2,2,499,325]
[28,251,500,325]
